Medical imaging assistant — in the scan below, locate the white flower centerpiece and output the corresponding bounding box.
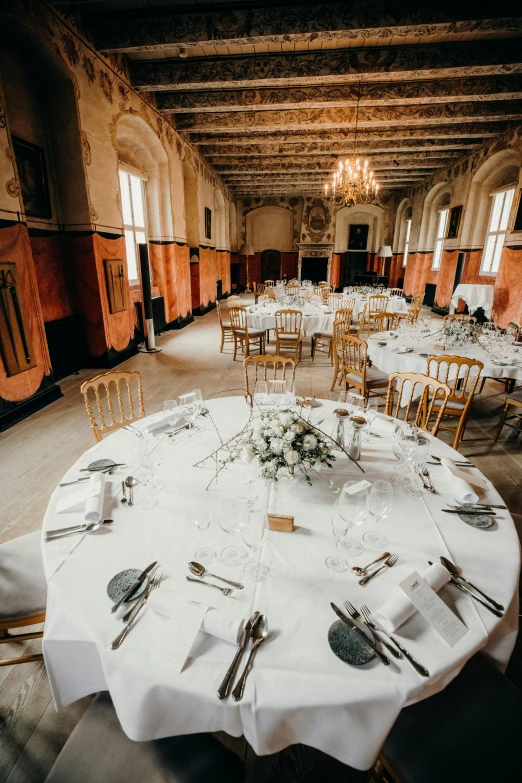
[440,319,477,347]
[229,409,335,485]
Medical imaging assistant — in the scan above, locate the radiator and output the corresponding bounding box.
[45,315,89,381]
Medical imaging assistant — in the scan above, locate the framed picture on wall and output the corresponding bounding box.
[104,258,127,314]
[512,189,522,232]
[348,224,369,250]
[12,136,52,220]
[204,207,212,240]
[446,205,463,239]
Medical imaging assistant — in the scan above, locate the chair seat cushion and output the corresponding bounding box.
[381,653,522,783]
[343,367,389,388]
[221,321,231,328]
[0,531,47,622]
[313,331,333,339]
[45,692,244,783]
[234,329,264,338]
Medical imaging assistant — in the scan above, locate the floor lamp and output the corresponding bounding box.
[239,243,254,293]
[377,245,392,277]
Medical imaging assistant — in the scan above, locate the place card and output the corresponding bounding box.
[345,479,372,495]
[152,598,209,673]
[399,571,468,647]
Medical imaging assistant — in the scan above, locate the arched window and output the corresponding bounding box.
[480,186,515,274]
[402,216,411,267]
[119,167,147,283]
[432,208,449,271]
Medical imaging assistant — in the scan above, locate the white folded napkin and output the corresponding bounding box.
[84,472,106,522]
[374,562,450,633]
[150,597,244,645]
[440,457,479,505]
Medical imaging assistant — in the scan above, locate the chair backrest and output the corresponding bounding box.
[80,371,145,443]
[426,354,483,406]
[411,292,424,307]
[275,309,303,335]
[227,295,241,307]
[406,301,422,323]
[216,299,228,326]
[288,279,299,285]
[443,313,477,325]
[341,297,356,310]
[264,279,274,286]
[384,371,451,435]
[255,282,265,295]
[229,306,248,332]
[375,311,401,332]
[389,288,403,297]
[327,293,343,309]
[334,307,353,329]
[341,334,368,384]
[369,295,389,314]
[244,354,296,396]
[286,285,299,296]
[332,318,351,357]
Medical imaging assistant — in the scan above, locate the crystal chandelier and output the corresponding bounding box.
[324,85,380,207]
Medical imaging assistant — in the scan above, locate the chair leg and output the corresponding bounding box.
[453,414,468,451]
[311,336,315,359]
[477,376,486,394]
[233,336,238,361]
[220,328,225,352]
[493,401,510,442]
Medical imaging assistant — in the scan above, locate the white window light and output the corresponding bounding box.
[480,187,515,275]
[119,169,148,283]
[432,208,449,271]
[402,218,411,267]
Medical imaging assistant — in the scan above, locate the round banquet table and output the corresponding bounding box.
[348,294,409,321]
[247,303,334,336]
[41,398,519,771]
[366,332,522,384]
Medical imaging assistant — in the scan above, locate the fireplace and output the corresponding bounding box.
[296,243,335,284]
[301,257,328,284]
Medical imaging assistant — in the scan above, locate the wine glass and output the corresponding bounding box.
[138,434,166,510]
[363,480,394,549]
[192,492,216,564]
[268,379,286,407]
[325,508,349,573]
[405,435,430,497]
[363,397,378,438]
[282,382,297,407]
[179,391,199,438]
[347,392,365,415]
[218,496,248,566]
[163,400,181,432]
[336,480,370,556]
[389,423,418,484]
[243,509,270,582]
[254,380,269,406]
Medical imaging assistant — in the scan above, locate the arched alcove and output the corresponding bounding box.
[335,204,384,253]
[246,206,293,252]
[417,182,452,251]
[462,149,521,248]
[182,161,199,247]
[214,189,226,250]
[229,201,238,251]
[116,114,172,240]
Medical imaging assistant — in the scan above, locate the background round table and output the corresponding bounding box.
[41,398,519,771]
[247,304,333,336]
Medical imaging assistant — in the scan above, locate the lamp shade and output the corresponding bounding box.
[239,243,254,256]
[377,245,392,257]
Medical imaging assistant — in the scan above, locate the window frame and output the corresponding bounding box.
[432,208,449,271]
[479,185,515,276]
[119,168,148,285]
[402,218,411,267]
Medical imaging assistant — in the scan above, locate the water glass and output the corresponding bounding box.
[405,435,430,497]
[363,398,378,437]
[254,380,269,406]
[243,510,270,582]
[138,434,166,509]
[336,480,370,556]
[348,392,365,415]
[218,496,248,566]
[192,492,216,564]
[325,508,349,573]
[163,400,179,425]
[363,480,393,549]
[268,379,286,407]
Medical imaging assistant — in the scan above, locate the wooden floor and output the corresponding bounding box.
[1,299,520,782]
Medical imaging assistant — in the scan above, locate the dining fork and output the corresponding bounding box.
[360,605,429,677]
[359,554,398,586]
[185,576,241,599]
[121,567,163,623]
[446,502,506,511]
[112,569,163,648]
[422,468,437,493]
[343,600,401,659]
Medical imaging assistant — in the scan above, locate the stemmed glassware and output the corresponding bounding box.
[389,423,418,484]
[335,479,371,556]
[362,480,394,549]
[325,509,349,573]
[253,381,269,406]
[268,380,286,407]
[137,433,166,510]
[192,492,216,564]
[363,397,378,438]
[405,435,430,497]
[243,509,270,582]
[218,495,249,566]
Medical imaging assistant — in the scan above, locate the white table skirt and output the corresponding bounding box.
[367,334,522,384]
[450,284,494,318]
[248,306,334,336]
[41,399,519,770]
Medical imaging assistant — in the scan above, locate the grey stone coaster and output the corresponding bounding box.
[328,618,376,666]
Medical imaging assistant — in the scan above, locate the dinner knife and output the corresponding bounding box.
[111,561,158,613]
[442,509,496,516]
[330,603,390,665]
[217,612,260,699]
[80,464,126,472]
[428,562,503,618]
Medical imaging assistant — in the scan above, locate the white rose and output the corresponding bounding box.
[302,434,317,451]
[271,424,284,437]
[239,447,254,464]
[285,450,301,466]
[284,430,295,442]
[278,412,294,428]
[292,423,304,435]
[270,437,284,454]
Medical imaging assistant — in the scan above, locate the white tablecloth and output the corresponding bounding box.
[248,305,334,336]
[450,284,494,318]
[41,399,519,771]
[349,295,409,321]
[367,333,522,384]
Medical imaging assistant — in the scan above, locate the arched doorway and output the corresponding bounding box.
[260,249,281,282]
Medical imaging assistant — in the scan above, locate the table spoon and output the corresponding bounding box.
[45,519,110,540]
[351,552,391,576]
[125,476,138,506]
[232,614,268,701]
[188,561,243,589]
[217,611,259,700]
[121,481,128,505]
[440,556,504,612]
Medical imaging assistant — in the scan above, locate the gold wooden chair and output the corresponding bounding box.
[264,279,274,286]
[397,300,422,325]
[312,308,353,362]
[411,291,424,307]
[81,370,145,443]
[216,299,234,352]
[384,371,451,435]
[444,313,477,325]
[340,334,389,401]
[494,389,522,441]
[275,309,303,361]
[389,288,404,297]
[0,532,47,667]
[227,295,241,308]
[330,319,353,390]
[375,311,402,332]
[229,306,266,361]
[253,282,266,303]
[360,295,389,335]
[426,355,483,449]
[327,293,343,309]
[341,297,356,310]
[320,285,332,302]
[244,354,296,397]
[286,285,300,296]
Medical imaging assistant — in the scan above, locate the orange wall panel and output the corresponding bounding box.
[30,233,75,323]
[331,253,341,290]
[493,246,522,326]
[219,250,231,294]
